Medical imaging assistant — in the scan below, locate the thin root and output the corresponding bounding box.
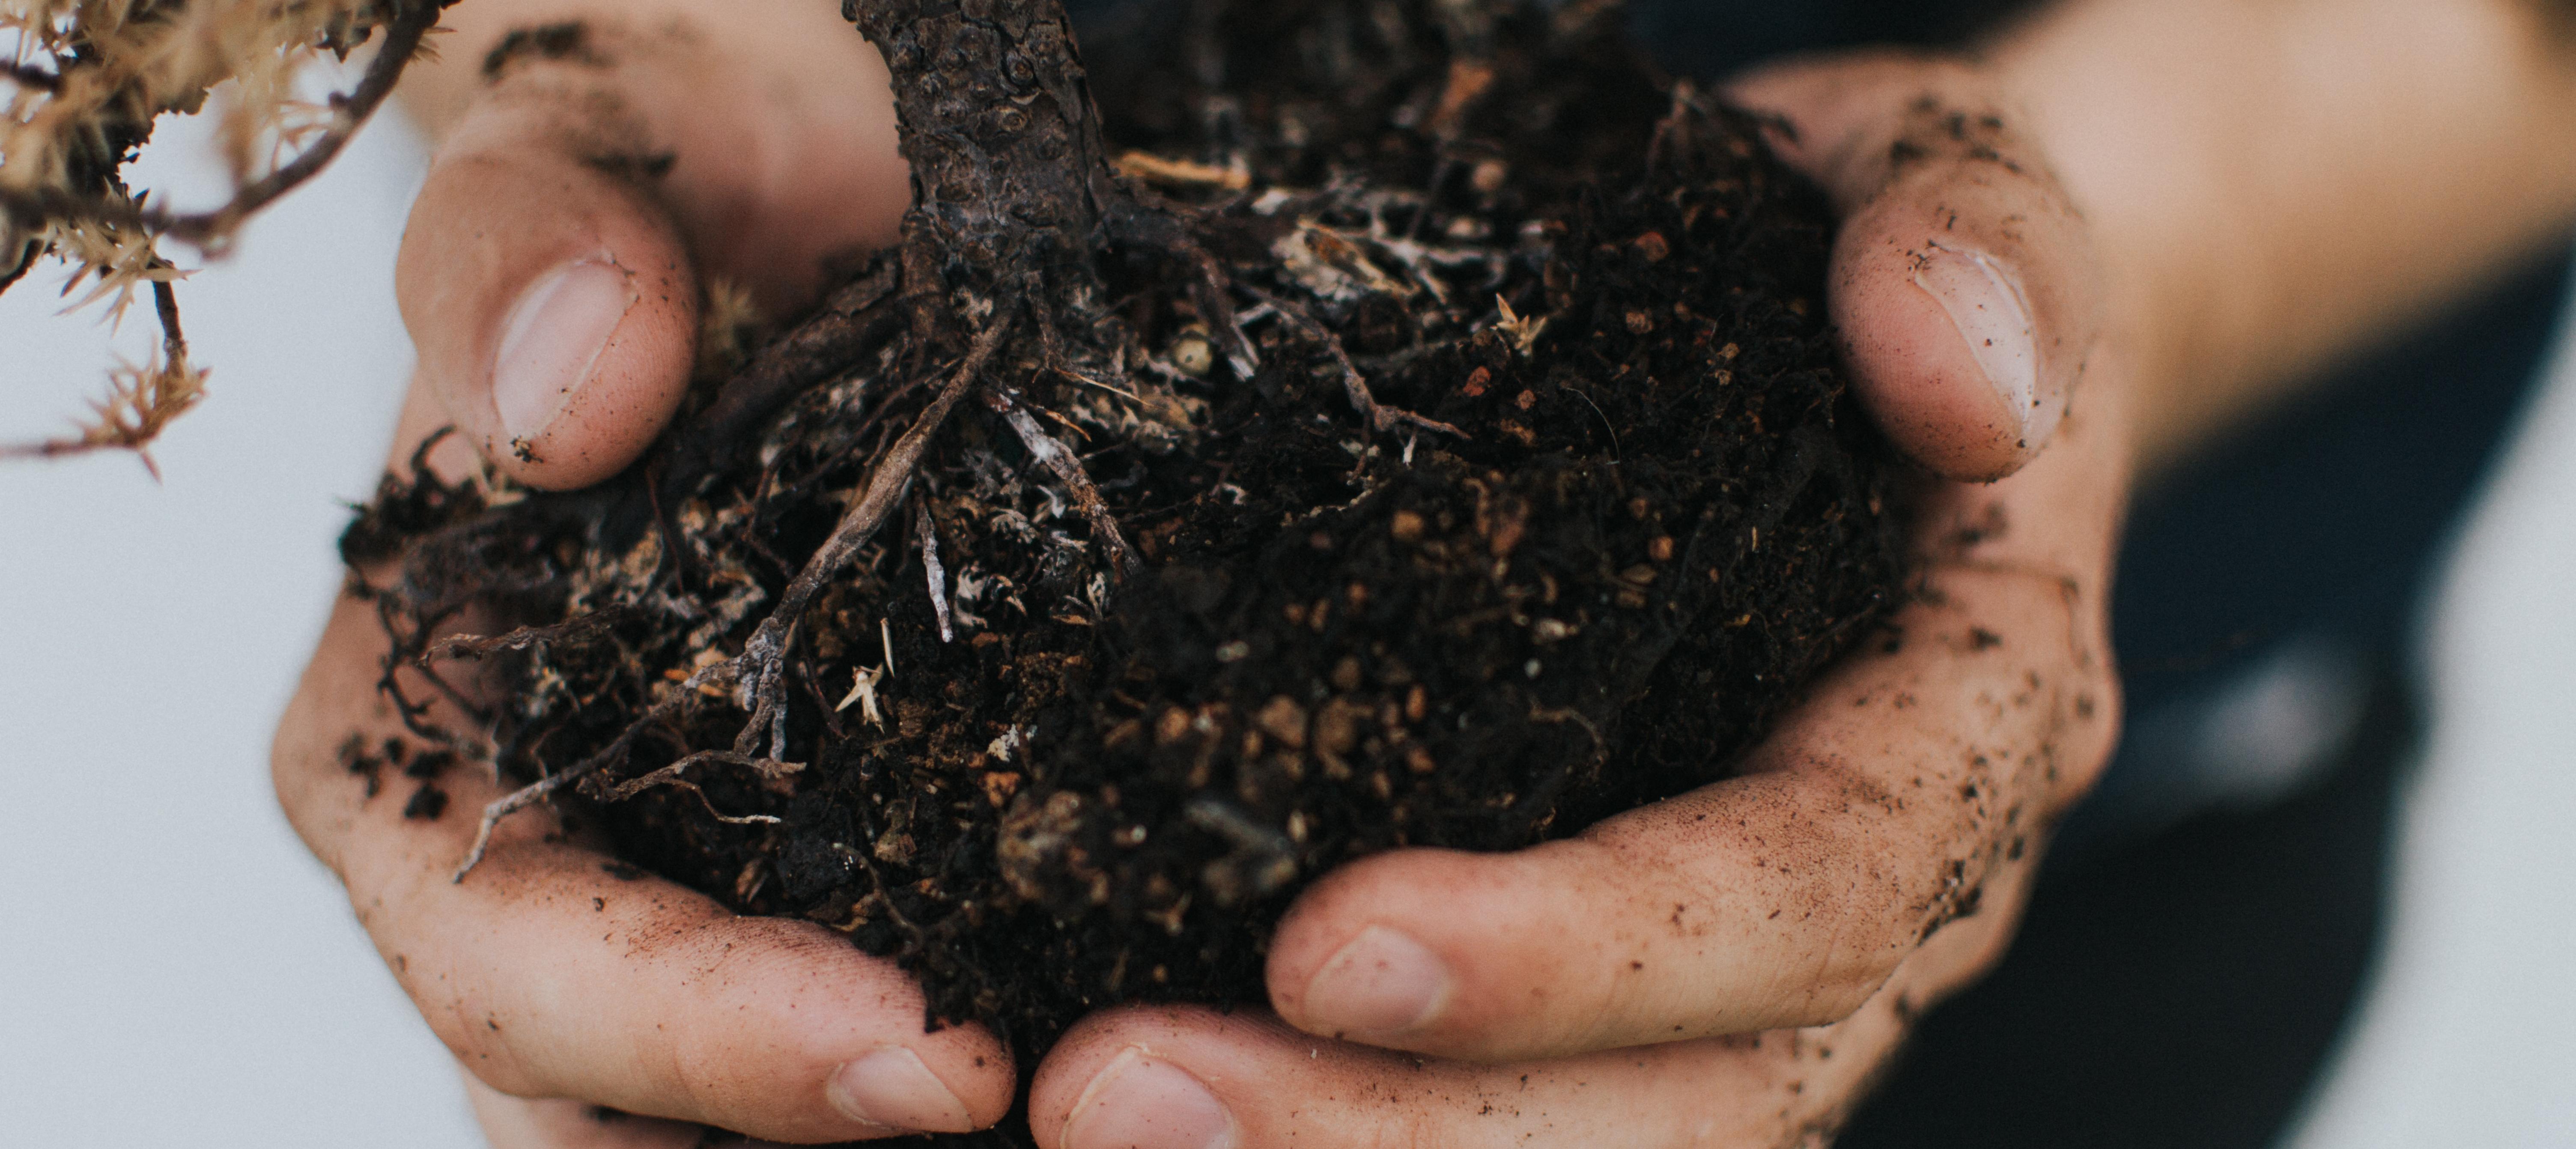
[991,389,1139,576]
[594,750,798,827]
[734,314,1016,760]
[916,496,955,642]
[1242,287,1466,439]
[424,608,631,663]
[451,658,739,882]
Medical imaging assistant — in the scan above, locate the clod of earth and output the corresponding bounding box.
[343,0,1910,1142]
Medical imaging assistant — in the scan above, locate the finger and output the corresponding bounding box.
[1261,573,2105,1061]
[1034,880,2026,1149]
[1026,990,1915,1149]
[396,5,907,490]
[462,1065,710,1149]
[274,471,1013,1140]
[1260,397,2128,1062]
[1728,54,2102,481]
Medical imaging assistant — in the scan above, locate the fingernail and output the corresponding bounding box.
[1062,1047,1236,1149]
[1300,924,1453,1037]
[492,258,634,444]
[826,1047,975,1134]
[1913,243,2038,436]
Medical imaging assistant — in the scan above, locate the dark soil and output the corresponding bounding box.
[345,0,1909,1142]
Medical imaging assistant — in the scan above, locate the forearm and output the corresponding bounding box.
[1990,0,2576,470]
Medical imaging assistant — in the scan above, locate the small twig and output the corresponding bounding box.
[1565,382,1620,460]
[1052,362,1144,403]
[1240,286,1466,439]
[1,60,63,93]
[423,608,631,663]
[990,390,1139,576]
[166,7,440,248]
[1,280,202,474]
[916,496,954,642]
[152,279,186,365]
[1113,150,1250,190]
[1190,251,1264,380]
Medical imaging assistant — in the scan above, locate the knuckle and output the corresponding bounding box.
[658,1009,735,1122]
[653,925,845,1120]
[1344,1116,1465,1149]
[428,1000,544,1097]
[2050,659,2124,804]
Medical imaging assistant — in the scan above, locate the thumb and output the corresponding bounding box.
[394,4,911,491]
[395,97,698,491]
[1729,54,2102,481]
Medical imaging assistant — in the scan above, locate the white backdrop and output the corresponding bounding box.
[0,107,477,1146]
[2283,254,2576,1148]
[0,104,2569,1148]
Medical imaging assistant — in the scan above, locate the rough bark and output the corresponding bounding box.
[853,0,1122,339]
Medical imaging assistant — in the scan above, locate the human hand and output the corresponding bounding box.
[1009,52,2130,1149]
[270,3,1019,1143]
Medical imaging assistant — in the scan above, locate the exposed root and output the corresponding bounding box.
[664,262,903,490]
[990,389,1140,577]
[1104,200,1261,380]
[374,595,495,746]
[593,750,797,827]
[448,309,1020,886]
[450,659,738,881]
[1242,286,1466,439]
[916,496,955,643]
[734,314,1017,760]
[1188,250,1264,380]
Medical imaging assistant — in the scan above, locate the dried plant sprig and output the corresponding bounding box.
[2,0,451,466]
[0,278,204,475]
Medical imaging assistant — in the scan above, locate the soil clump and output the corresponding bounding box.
[345,0,1910,1140]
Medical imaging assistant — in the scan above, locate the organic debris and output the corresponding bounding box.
[351,2,1910,1143]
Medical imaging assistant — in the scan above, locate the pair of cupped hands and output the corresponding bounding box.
[274,3,2129,1145]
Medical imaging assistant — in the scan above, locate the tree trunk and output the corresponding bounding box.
[850,0,1118,329]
